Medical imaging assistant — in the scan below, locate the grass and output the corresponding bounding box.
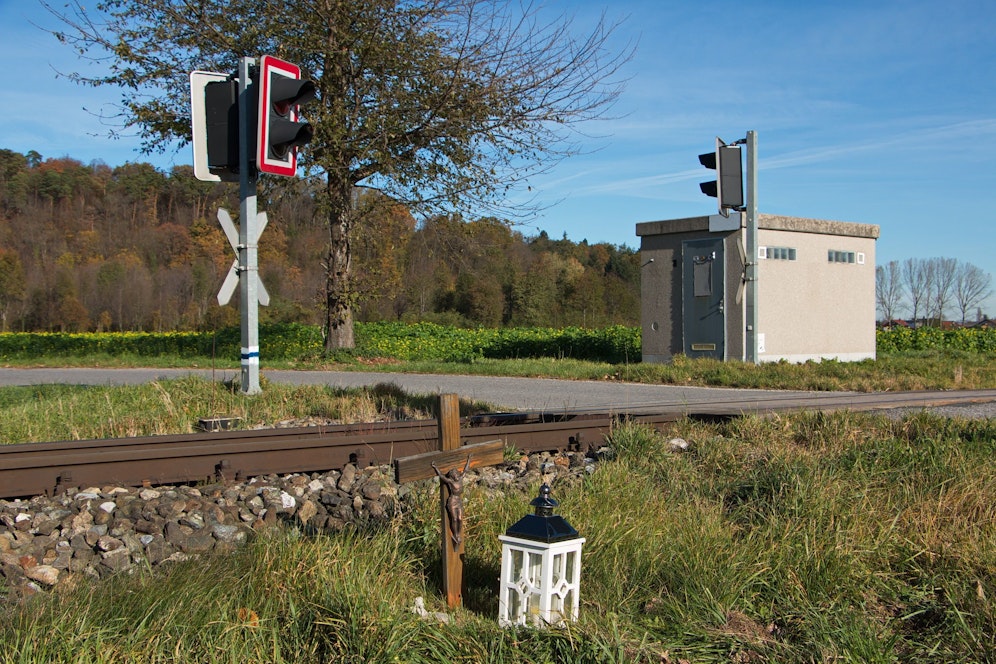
[0,378,493,445]
[3,348,995,392]
[2,385,994,662]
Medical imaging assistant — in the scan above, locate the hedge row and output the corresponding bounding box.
[876,326,996,353]
[0,325,322,362]
[354,322,640,363]
[0,323,641,364]
[0,324,991,364]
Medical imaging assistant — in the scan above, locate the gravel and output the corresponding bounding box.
[879,401,996,421]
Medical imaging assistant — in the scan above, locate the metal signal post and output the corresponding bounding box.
[744,130,758,365]
[237,56,262,394]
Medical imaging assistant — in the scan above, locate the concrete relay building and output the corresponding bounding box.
[637,213,880,364]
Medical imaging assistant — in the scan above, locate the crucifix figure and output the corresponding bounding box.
[432,455,471,547]
[394,393,506,608]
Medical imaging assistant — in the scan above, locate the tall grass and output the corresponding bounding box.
[0,378,491,444]
[2,406,994,662]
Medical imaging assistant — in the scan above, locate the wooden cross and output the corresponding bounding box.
[394,393,505,609]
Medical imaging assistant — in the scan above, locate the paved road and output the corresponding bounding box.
[0,366,846,413]
[3,367,994,419]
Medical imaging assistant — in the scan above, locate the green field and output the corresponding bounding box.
[1,395,994,662]
[1,325,993,661]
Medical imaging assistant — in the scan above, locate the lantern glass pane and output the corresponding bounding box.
[528,552,542,587]
[510,549,524,582]
[527,589,541,618]
[507,587,521,621]
[551,591,564,616]
[552,552,564,585]
[566,550,577,582]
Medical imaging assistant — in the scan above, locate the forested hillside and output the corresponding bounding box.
[0,150,640,333]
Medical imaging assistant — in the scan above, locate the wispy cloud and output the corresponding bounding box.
[761,119,996,171]
[543,117,996,200]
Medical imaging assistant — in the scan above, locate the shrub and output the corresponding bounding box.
[4,323,992,366]
[877,326,996,353]
[0,324,323,362]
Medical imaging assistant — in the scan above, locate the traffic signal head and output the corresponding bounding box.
[256,55,317,177]
[698,137,743,217]
[205,80,240,171]
[190,71,239,182]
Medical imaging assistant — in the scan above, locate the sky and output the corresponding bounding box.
[1,0,994,315]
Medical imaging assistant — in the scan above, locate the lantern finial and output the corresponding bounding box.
[530,483,557,516]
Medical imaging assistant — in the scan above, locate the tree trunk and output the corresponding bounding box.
[323,178,355,351]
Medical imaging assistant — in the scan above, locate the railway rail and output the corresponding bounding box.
[2,389,994,500]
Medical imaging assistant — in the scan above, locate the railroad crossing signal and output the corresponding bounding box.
[189,55,317,394]
[256,55,317,177]
[698,137,744,217]
[695,130,759,364]
[216,208,270,307]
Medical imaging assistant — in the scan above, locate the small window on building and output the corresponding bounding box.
[693,259,712,297]
[765,246,796,261]
[829,250,856,264]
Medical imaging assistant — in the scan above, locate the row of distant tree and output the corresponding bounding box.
[14,149,986,336]
[0,150,640,333]
[876,257,992,325]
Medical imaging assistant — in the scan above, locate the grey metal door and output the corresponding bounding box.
[682,238,725,359]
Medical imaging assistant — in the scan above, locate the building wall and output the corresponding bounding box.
[638,239,675,363]
[756,225,877,362]
[638,219,700,363]
[638,216,745,363]
[638,214,879,364]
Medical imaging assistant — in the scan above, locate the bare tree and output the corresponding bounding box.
[901,257,931,326]
[954,262,992,324]
[929,257,958,323]
[45,0,631,350]
[875,260,904,324]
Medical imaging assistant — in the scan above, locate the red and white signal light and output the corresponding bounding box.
[256,55,317,177]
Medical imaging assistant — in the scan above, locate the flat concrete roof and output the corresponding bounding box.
[636,213,880,239]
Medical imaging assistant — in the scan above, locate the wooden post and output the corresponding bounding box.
[393,394,506,610]
[437,393,463,608]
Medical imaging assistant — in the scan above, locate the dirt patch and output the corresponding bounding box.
[355,356,404,366]
[721,609,777,644]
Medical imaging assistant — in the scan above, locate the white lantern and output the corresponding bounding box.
[498,484,585,627]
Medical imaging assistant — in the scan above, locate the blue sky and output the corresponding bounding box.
[1,0,994,315]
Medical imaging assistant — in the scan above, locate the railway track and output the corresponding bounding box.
[2,389,993,500]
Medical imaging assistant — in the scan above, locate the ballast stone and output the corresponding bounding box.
[25,564,59,586]
[0,447,606,602]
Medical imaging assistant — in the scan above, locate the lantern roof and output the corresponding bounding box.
[504,484,580,543]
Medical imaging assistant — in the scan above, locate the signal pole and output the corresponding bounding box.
[238,56,262,394]
[744,130,758,365]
